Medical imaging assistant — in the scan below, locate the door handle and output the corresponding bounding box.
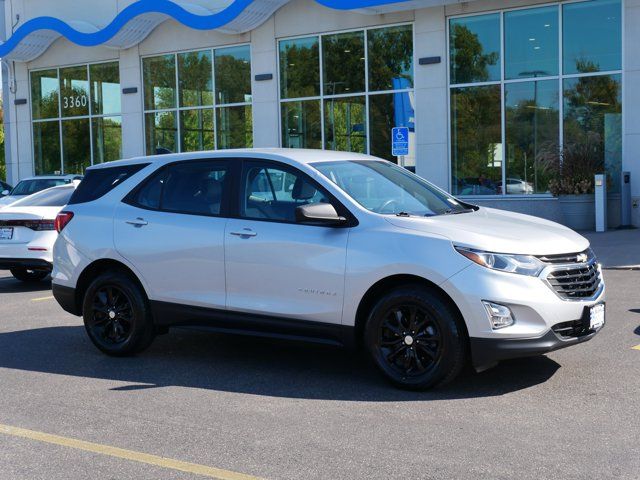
[230,228,257,238]
[125,218,148,228]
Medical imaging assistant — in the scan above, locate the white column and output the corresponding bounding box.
[624,0,640,226]
[250,16,280,148]
[7,61,35,182]
[119,46,145,159]
[413,6,449,191]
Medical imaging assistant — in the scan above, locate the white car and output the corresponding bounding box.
[501,178,535,195]
[0,174,81,208]
[51,150,605,390]
[0,183,77,282]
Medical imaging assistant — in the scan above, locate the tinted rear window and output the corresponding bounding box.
[69,164,149,205]
[12,179,67,195]
[11,186,75,207]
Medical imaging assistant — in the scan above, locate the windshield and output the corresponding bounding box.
[11,186,75,207]
[11,179,67,196]
[312,160,470,216]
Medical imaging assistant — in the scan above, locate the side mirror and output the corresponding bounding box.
[295,203,347,226]
[1,190,9,197]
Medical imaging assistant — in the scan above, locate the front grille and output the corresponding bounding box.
[545,262,602,299]
[537,251,589,264]
[552,319,591,338]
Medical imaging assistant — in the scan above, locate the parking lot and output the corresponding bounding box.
[0,267,639,480]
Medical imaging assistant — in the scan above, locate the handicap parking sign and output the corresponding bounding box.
[392,127,409,157]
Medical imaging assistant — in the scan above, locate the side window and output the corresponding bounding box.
[133,168,166,210]
[241,163,330,222]
[161,161,228,216]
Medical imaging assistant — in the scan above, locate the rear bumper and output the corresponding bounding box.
[470,323,602,372]
[52,283,80,316]
[0,258,52,271]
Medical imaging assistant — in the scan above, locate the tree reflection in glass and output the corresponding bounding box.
[215,46,251,105]
[451,86,502,195]
[279,37,320,99]
[449,15,500,85]
[563,72,622,192]
[505,80,558,194]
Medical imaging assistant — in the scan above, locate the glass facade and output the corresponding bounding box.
[31,62,122,174]
[449,0,622,196]
[279,25,415,164]
[143,45,253,155]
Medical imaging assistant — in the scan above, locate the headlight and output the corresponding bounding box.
[455,247,545,277]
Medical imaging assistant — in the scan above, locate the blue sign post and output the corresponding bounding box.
[392,127,410,158]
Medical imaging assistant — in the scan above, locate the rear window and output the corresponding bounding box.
[11,186,75,207]
[68,164,149,205]
[11,179,67,195]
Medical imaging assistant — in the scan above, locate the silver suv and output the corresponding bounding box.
[51,149,605,390]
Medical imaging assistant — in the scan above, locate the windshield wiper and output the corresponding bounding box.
[395,211,411,217]
[441,208,475,216]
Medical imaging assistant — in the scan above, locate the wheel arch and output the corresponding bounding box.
[74,258,148,315]
[353,274,469,348]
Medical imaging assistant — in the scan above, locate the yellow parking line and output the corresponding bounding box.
[0,423,263,480]
[31,296,54,302]
[632,345,640,351]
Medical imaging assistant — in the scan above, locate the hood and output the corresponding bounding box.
[385,207,589,256]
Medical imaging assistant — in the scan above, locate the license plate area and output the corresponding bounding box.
[0,227,13,240]
[588,303,605,331]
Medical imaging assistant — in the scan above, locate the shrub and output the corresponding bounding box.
[537,134,604,196]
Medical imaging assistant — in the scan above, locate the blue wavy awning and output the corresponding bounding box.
[0,0,414,62]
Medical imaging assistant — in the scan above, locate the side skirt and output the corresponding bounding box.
[150,300,356,348]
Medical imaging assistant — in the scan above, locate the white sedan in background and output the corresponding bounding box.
[0,183,77,282]
[0,174,81,208]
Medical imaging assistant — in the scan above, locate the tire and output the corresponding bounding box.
[82,271,155,356]
[10,267,50,283]
[364,285,467,390]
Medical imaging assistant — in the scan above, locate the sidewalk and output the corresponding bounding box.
[582,228,640,269]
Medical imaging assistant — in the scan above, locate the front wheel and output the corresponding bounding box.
[364,285,467,390]
[10,267,50,283]
[82,271,155,356]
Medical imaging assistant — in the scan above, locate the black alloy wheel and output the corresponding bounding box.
[83,271,155,356]
[365,285,467,390]
[378,305,442,378]
[89,285,134,346]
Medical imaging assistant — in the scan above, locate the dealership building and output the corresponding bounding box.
[0,0,637,227]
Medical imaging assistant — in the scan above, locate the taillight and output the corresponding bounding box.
[0,220,55,231]
[54,211,74,233]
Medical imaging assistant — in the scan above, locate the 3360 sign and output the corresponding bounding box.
[63,95,88,110]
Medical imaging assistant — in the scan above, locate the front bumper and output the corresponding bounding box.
[441,260,606,371]
[470,320,602,372]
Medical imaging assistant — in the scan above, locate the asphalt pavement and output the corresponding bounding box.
[0,268,639,480]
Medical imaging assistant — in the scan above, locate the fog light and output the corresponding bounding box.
[482,301,515,329]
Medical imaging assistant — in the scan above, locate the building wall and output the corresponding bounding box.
[3,0,637,227]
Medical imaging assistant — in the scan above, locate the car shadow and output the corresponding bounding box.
[0,326,560,401]
[0,276,52,293]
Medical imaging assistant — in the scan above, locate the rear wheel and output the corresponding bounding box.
[82,271,155,356]
[10,267,49,283]
[364,285,467,390]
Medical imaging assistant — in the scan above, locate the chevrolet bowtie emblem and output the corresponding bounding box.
[576,253,588,263]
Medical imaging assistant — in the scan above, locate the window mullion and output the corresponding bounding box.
[364,29,371,155]
[174,53,181,153]
[212,48,218,151]
[319,35,325,150]
[558,4,564,153]
[500,11,506,196]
